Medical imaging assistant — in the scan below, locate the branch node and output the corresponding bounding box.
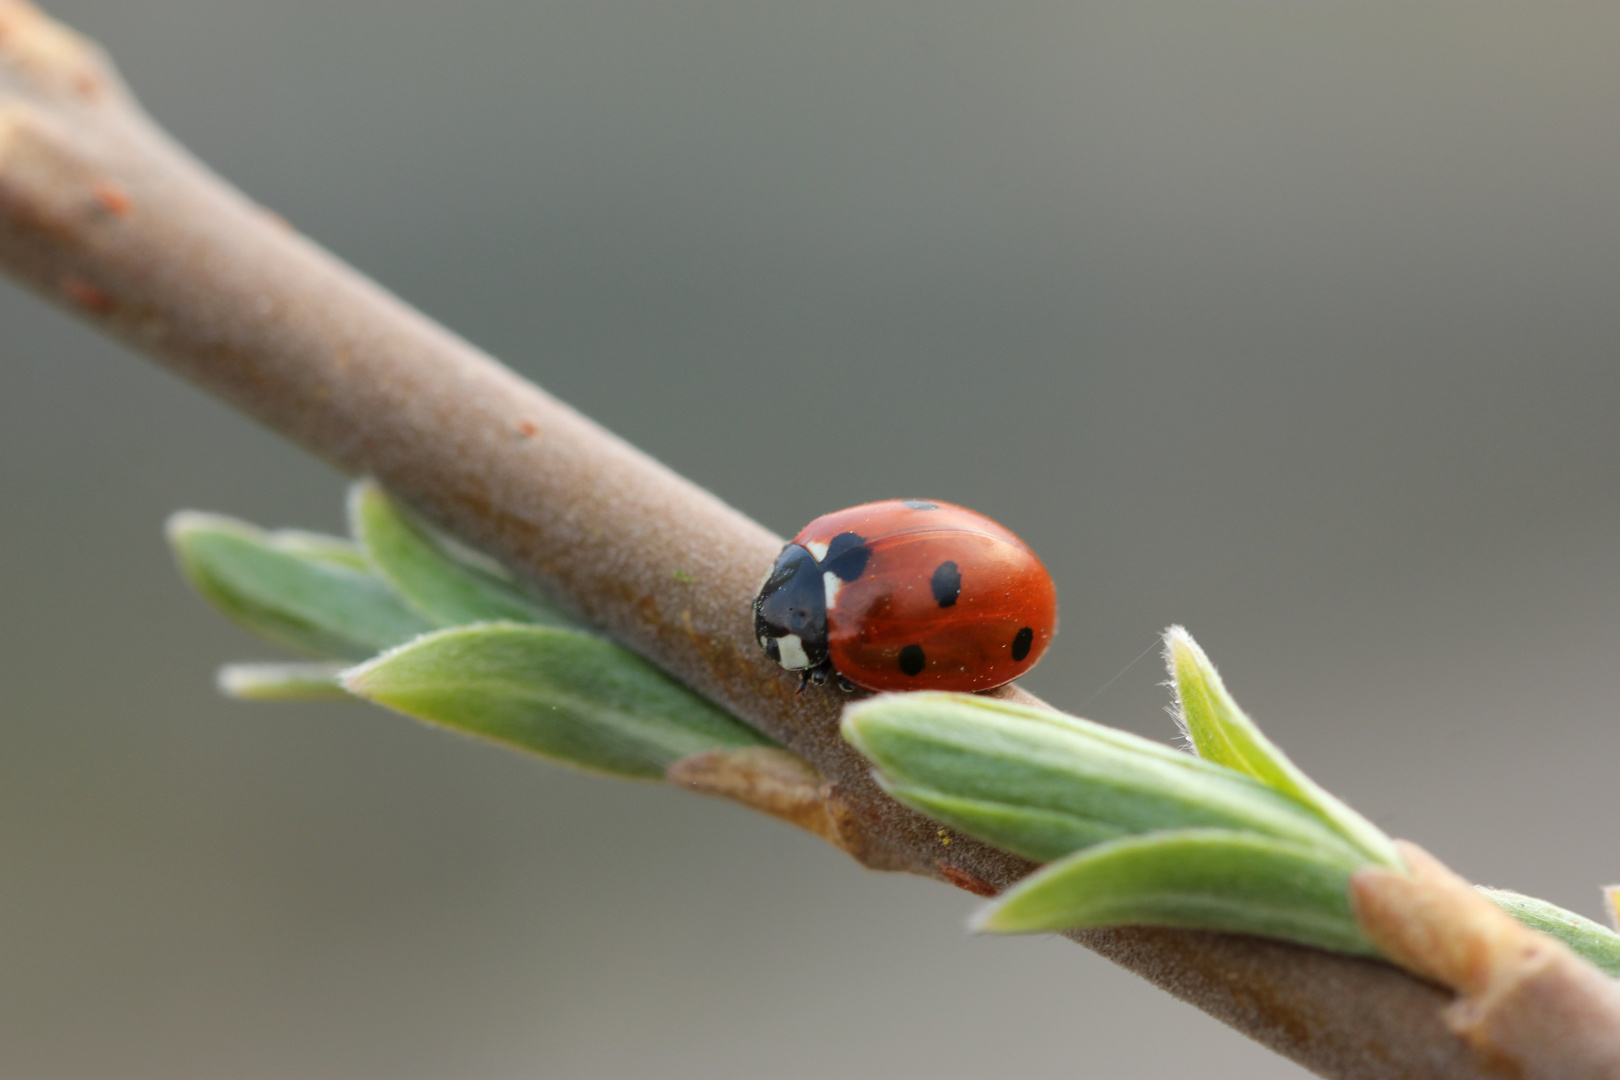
[1353,840,1620,1075]
[668,746,856,853]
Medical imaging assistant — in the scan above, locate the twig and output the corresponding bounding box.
[1354,843,1620,1077]
[0,3,1573,1075]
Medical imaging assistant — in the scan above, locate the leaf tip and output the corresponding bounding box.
[218,661,353,701]
[1161,625,1237,750]
[216,663,256,698]
[839,691,926,764]
[344,475,388,529]
[837,693,887,749]
[968,901,1019,935]
[165,509,240,549]
[1161,624,1201,742]
[1162,624,1210,686]
[337,654,384,698]
[164,509,207,541]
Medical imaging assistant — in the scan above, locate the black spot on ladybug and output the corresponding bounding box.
[899,644,927,676]
[1011,627,1034,662]
[930,561,961,608]
[902,499,939,510]
[821,531,870,582]
[823,531,865,562]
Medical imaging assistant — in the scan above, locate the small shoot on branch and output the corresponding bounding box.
[168,485,781,781]
[842,631,1620,975]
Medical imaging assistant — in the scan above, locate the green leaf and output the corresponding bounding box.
[268,530,373,571]
[347,481,578,629]
[1479,887,1620,978]
[342,623,772,779]
[167,512,436,660]
[217,662,354,701]
[842,692,1364,864]
[1165,626,1400,868]
[976,828,1377,957]
[879,783,1127,862]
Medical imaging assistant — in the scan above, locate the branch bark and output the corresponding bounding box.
[0,4,1572,1076]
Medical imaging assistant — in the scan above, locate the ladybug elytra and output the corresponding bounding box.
[754,499,1057,693]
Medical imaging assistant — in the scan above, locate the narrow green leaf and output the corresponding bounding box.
[168,511,436,659]
[1479,887,1620,978]
[879,782,1127,862]
[342,623,772,779]
[347,480,577,629]
[217,662,354,701]
[977,828,1377,958]
[842,693,1364,863]
[1165,626,1400,868]
[270,530,373,571]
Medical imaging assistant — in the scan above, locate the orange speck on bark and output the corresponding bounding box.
[938,862,998,897]
[60,275,112,312]
[92,181,131,216]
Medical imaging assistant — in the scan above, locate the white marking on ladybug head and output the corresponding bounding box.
[823,570,844,609]
[805,540,830,562]
[776,633,811,670]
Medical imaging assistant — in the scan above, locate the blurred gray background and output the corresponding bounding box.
[3,2,1618,1077]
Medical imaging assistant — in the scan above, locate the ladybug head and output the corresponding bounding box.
[753,543,828,672]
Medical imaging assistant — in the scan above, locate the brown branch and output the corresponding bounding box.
[0,3,1596,1075]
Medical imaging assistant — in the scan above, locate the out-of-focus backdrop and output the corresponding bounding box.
[3,3,1618,1077]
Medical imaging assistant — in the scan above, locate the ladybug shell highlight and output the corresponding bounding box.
[754,499,1057,693]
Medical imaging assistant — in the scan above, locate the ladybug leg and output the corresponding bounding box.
[836,675,857,693]
[796,663,833,694]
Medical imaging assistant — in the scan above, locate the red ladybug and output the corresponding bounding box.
[754,499,1057,693]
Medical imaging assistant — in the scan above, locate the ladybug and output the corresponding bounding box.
[754,499,1057,693]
